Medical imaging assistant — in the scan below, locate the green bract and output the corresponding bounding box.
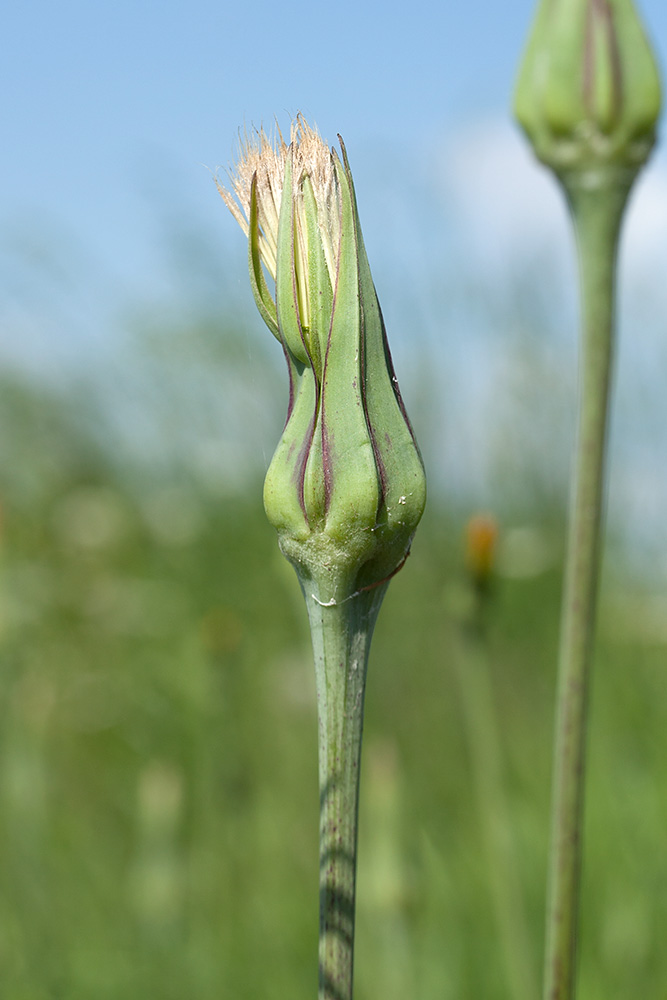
[514,0,662,173]
[219,119,426,604]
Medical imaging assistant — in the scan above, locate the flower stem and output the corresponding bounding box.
[542,167,633,1000]
[455,586,537,1000]
[304,583,389,1000]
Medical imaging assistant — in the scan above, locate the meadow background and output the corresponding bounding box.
[2,0,667,997]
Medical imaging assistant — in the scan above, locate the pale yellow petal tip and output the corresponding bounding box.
[216,121,292,281]
[217,114,332,226]
[218,114,340,289]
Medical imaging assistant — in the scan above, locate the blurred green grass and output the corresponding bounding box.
[0,367,666,1000]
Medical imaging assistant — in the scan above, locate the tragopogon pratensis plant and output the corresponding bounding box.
[514,2,662,998]
[218,117,426,1000]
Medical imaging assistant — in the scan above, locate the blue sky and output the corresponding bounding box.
[2,0,528,287]
[3,0,663,301]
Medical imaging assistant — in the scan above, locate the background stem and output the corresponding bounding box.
[305,583,388,1000]
[542,169,633,1000]
[455,586,537,1000]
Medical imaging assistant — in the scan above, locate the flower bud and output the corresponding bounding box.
[514,0,662,174]
[219,118,426,601]
[465,514,498,590]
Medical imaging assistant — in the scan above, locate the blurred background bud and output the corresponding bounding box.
[465,513,499,590]
[514,0,662,173]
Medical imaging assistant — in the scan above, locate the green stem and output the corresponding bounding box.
[542,167,634,1000]
[456,590,537,1000]
[304,582,388,1000]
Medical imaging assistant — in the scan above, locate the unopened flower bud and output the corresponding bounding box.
[465,514,498,589]
[514,0,662,175]
[219,118,426,602]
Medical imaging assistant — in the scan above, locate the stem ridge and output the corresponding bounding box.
[306,585,388,1000]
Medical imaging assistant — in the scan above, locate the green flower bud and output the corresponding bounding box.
[219,118,426,602]
[514,0,662,173]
